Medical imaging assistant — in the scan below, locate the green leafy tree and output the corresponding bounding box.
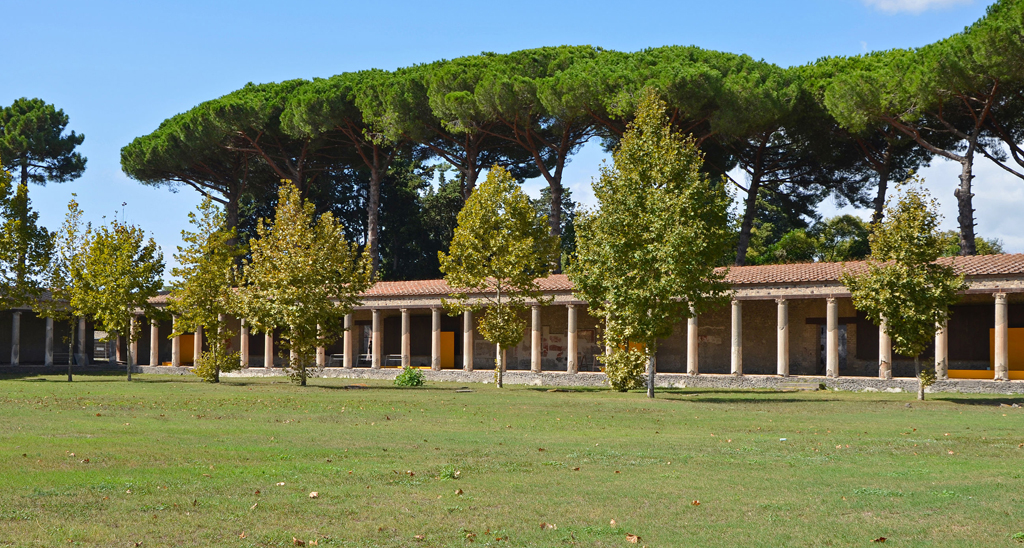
[235,183,372,386]
[0,98,86,187]
[38,196,88,381]
[439,166,559,388]
[810,215,871,263]
[168,197,245,382]
[0,178,52,309]
[841,180,967,400]
[569,90,733,398]
[937,230,1004,256]
[72,216,165,381]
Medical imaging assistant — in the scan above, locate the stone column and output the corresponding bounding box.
[371,309,382,369]
[826,297,839,378]
[343,314,354,369]
[730,300,742,376]
[995,293,1009,381]
[129,316,139,368]
[935,319,948,380]
[239,319,249,368]
[777,299,789,377]
[264,331,274,368]
[431,307,441,371]
[45,317,54,366]
[316,323,326,368]
[463,310,473,371]
[686,313,698,375]
[531,305,542,373]
[193,325,203,365]
[879,316,892,380]
[150,319,160,366]
[400,309,411,368]
[171,315,181,367]
[11,311,21,365]
[567,304,578,374]
[77,317,86,363]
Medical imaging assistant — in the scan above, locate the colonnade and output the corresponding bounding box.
[3,292,1017,380]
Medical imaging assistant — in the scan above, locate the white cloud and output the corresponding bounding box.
[862,0,974,14]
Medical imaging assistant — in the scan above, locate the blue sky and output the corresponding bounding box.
[2,0,1011,277]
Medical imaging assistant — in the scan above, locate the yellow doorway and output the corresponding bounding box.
[440,332,455,369]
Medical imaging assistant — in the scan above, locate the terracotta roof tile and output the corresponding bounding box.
[147,254,1024,304]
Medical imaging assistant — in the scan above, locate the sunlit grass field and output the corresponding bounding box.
[1,373,1023,547]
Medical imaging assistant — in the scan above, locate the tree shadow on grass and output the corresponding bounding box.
[930,396,1024,406]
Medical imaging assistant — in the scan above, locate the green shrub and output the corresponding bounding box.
[599,348,647,392]
[191,349,241,383]
[394,365,425,387]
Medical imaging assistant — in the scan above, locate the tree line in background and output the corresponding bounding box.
[114,0,1023,278]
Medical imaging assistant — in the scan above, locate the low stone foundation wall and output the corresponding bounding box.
[127,365,1024,395]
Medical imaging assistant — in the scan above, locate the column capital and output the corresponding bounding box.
[775,298,788,304]
[826,296,837,304]
[566,303,576,310]
[994,292,1008,302]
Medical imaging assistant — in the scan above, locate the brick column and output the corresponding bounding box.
[343,314,354,369]
[371,309,382,369]
[193,325,203,365]
[826,297,839,378]
[567,304,578,374]
[431,307,441,371]
[531,305,542,373]
[239,319,249,368]
[264,331,274,368]
[730,300,742,376]
[995,293,1009,381]
[171,315,181,367]
[463,310,473,371]
[777,298,789,377]
[150,318,160,366]
[11,311,21,366]
[44,316,54,366]
[686,313,698,375]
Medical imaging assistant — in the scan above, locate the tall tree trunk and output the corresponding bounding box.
[871,161,891,225]
[20,161,28,186]
[495,343,504,388]
[955,132,979,256]
[647,352,656,399]
[734,177,761,266]
[367,167,382,276]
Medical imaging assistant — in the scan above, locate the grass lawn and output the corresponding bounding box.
[1,373,1023,547]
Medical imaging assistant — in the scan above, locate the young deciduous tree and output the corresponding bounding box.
[168,197,245,383]
[0,177,52,309]
[37,196,88,381]
[235,183,372,386]
[569,90,733,398]
[439,166,560,388]
[841,180,967,400]
[72,215,165,381]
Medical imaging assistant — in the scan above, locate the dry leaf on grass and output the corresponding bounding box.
[292,537,304,546]
[539,522,557,530]
[455,489,463,495]
[239,532,246,539]
[309,491,319,498]
[277,482,286,486]
[610,519,617,527]
[414,534,425,540]
[626,533,641,543]
[872,537,887,543]
[691,500,701,506]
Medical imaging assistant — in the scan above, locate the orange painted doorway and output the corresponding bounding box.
[440,332,455,369]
